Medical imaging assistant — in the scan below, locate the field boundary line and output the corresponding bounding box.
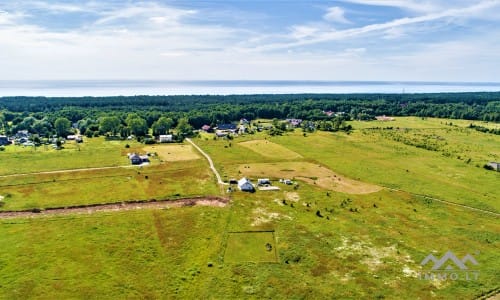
[0,165,136,178]
[386,187,499,217]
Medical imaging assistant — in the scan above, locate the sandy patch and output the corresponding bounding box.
[239,140,302,159]
[238,162,382,194]
[251,207,291,226]
[144,144,200,161]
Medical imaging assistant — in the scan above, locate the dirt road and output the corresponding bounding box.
[0,197,229,219]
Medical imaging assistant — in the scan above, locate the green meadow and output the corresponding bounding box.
[0,117,499,299]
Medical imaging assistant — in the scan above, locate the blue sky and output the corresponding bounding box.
[0,0,499,81]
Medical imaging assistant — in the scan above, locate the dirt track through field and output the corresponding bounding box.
[0,197,229,219]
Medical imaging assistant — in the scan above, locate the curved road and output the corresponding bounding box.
[185,138,227,185]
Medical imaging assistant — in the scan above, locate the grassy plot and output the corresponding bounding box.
[0,160,218,211]
[0,137,142,175]
[268,128,499,212]
[143,144,201,162]
[238,140,302,159]
[238,161,381,194]
[224,231,278,263]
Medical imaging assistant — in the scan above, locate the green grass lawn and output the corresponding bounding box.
[0,137,143,175]
[224,232,278,263]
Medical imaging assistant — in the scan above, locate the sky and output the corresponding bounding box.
[0,0,499,82]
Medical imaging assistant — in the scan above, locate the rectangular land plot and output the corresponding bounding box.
[238,140,302,159]
[224,231,278,263]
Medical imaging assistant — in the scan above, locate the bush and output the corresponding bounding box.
[0,146,5,151]
[125,144,130,148]
[144,138,156,144]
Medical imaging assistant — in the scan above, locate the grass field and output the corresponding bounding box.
[224,232,278,263]
[143,144,201,162]
[0,117,498,299]
[238,140,302,159]
[238,161,382,194]
[0,138,218,211]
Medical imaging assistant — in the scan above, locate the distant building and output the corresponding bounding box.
[257,178,271,185]
[0,135,10,146]
[128,153,150,165]
[286,119,303,127]
[238,177,255,192]
[201,125,212,132]
[376,115,395,121]
[159,134,173,143]
[487,162,500,171]
[216,124,237,131]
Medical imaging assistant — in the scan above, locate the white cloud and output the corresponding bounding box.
[338,0,438,13]
[323,7,350,23]
[259,0,500,51]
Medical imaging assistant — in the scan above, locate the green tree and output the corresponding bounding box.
[54,117,71,137]
[175,118,193,136]
[152,117,174,136]
[126,115,148,137]
[99,116,121,136]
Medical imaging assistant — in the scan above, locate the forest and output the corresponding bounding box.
[0,92,499,140]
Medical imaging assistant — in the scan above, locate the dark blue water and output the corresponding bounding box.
[0,80,499,96]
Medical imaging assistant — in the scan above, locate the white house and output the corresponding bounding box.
[159,134,173,143]
[238,177,255,192]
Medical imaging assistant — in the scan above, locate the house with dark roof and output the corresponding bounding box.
[216,124,237,131]
[0,135,10,146]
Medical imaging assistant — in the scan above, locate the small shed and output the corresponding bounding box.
[487,162,500,171]
[238,177,255,192]
[257,178,271,185]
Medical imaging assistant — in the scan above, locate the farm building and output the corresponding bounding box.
[257,178,271,185]
[159,135,173,143]
[487,162,500,171]
[128,153,150,165]
[201,125,212,132]
[238,177,255,192]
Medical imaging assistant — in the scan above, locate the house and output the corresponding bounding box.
[129,154,142,165]
[216,124,237,131]
[487,162,500,171]
[240,118,249,125]
[237,177,255,192]
[159,134,173,143]
[0,135,10,146]
[286,119,303,127]
[201,125,211,132]
[376,115,395,121]
[128,153,150,165]
[257,178,271,185]
[238,125,247,134]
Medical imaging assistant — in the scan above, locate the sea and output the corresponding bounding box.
[0,80,499,97]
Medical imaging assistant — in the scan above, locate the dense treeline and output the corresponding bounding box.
[1,92,499,122]
[0,92,498,140]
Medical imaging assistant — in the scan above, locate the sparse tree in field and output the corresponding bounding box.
[54,117,71,137]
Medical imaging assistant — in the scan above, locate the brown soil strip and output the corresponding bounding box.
[0,196,229,219]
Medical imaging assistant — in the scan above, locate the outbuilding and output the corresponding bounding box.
[238,177,255,192]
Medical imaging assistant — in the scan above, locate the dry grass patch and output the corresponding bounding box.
[144,144,200,162]
[238,140,302,159]
[238,162,382,194]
